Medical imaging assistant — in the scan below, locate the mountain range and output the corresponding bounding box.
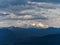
[0,27,60,45]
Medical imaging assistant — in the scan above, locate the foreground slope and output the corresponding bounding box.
[0,27,60,45]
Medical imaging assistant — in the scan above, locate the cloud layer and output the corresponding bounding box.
[31,0,60,3]
[0,0,60,28]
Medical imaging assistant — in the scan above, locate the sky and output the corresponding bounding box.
[0,0,60,28]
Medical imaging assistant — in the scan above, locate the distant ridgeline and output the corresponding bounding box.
[0,26,60,36]
[0,27,60,45]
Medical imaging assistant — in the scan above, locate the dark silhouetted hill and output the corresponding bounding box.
[0,27,60,45]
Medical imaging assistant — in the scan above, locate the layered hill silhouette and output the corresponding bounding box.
[0,27,60,45]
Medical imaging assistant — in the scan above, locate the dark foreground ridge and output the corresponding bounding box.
[0,27,60,45]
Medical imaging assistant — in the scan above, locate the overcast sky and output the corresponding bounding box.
[0,0,60,28]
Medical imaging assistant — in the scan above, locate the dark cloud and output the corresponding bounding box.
[31,0,60,3]
[0,14,9,16]
[0,0,29,8]
[8,0,28,5]
[3,17,48,20]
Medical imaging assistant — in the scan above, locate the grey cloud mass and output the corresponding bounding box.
[0,0,60,28]
[0,0,28,8]
[31,0,60,3]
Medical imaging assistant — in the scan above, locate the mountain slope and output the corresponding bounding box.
[44,34,60,45]
[15,34,60,45]
[0,27,60,45]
